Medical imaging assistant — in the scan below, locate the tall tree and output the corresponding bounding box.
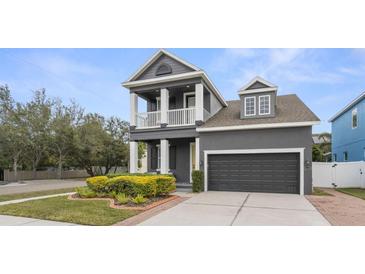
[23,89,53,178]
[73,114,129,176]
[50,99,83,178]
[0,85,28,181]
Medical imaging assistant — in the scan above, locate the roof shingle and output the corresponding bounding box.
[201,94,320,128]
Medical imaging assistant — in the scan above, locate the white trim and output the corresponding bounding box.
[183,91,196,109]
[203,148,305,195]
[238,87,277,95]
[259,95,271,115]
[195,137,200,171]
[129,141,138,173]
[244,96,256,116]
[197,121,320,132]
[238,76,277,92]
[126,49,200,82]
[122,70,228,107]
[156,97,161,111]
[189,142,195,183]
[352,108,358,129]
[329,91,365,122]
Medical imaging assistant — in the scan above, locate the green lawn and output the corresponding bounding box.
[0,188,77,202]
[312,187,332,196]
[336,188,365,200]
[0,196,139,225]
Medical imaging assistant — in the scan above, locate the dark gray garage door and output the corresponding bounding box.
[208,153,300,194]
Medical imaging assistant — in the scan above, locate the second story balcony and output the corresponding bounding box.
[130,82,212,129]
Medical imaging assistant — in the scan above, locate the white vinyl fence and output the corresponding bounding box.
[312,161,365,188]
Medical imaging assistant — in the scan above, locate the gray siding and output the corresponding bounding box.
[240,91,276,119]
[210,89,223,116]
[199,126,313,194]
[136,55,194,81]
[247,81,269,90]
[147,139,193,182]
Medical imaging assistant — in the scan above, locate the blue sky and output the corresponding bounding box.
[1,48,365,133]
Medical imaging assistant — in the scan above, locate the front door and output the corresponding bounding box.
[190,143,196,183]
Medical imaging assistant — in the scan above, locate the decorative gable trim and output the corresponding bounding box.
[329,91,365,122]
[126,49,200,82]
[238,76,277,94]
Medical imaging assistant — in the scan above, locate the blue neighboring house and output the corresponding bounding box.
[329,91,365,162]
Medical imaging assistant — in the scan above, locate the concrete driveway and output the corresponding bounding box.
[139,191,330,226]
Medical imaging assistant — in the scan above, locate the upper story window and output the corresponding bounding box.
[343,151,348,161]
[352,108,358,129]
[333,153,337,162]
[244,96,256,116]
[259,95,270,115]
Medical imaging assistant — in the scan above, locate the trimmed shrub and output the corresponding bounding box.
[106,173,174,178]
[131,194,148,204]
[86,174,176,197]
[192,170,204,193]
[76,186,97,198]
[86,176,108,192]
[115,193,130,204]
[156,175,176,196]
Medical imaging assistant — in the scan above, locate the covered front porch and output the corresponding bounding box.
[129,137,200,183]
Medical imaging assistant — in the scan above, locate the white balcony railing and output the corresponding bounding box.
[167,108,196,126]
[136,111,161,128]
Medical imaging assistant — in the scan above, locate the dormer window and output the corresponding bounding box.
[155,63,172,76]
[259,95,270,115]
[244,96,256,116]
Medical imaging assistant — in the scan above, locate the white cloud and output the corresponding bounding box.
[219,48,345,90]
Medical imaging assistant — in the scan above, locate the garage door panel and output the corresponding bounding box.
[208,153,299,194]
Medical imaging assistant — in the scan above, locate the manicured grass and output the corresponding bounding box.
[0,188,77,202]
[336,188,365,200]
[0,196,139,225]
[312,187,332,196]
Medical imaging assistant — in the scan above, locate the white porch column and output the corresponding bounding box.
[195,137,200,170]
[160,139,169,174]
[160,88,169,126]
[129,141,138,173]
[195,83,204,122]
[130,92,138,127]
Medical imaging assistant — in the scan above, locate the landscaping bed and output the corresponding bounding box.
[74,173,177,208]
[69,193,178,211]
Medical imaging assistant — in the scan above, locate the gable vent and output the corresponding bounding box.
[155,63,172,76]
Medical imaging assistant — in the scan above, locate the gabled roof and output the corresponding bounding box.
[328,91,365,122]
[122,49,227,107]
[126,49,201,82]
[238,76,278,95]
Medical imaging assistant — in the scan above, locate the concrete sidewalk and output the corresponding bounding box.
[0,215,78,226]
[139,191,330,226]
[0,179,85,195]
[0,192,75,206]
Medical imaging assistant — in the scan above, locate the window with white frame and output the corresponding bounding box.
[259,95,270,115]
[244,96,256,116]
[352,108,358,129]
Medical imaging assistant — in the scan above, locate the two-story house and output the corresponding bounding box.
[329,91,365,162]
[122,49,319,195]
